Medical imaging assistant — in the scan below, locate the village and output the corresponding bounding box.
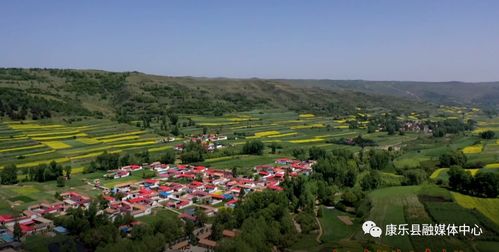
[0,156,315,251]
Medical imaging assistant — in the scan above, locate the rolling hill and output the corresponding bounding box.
[281,79,499,107]
[0,68,429,120]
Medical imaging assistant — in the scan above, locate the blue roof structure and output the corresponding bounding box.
[54,226,68,234]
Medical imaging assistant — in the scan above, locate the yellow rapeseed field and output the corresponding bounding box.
[484,163,499,169]
[335,125,349,129]
[289,138,325,143]
[430,168,448,179]
[462,144,483,154]
[298,114,315,118]
[72,167,85,174]
[27,130,81,137]
[32,133,87,141]
[43,141,72,150]
[8,123,64,130]
[267,132,298,138]
[246,131,281,138]
[290,124,324,129]
[452,192,499,225]
[76,137,101,145]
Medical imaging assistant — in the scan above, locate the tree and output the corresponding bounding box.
[474,172,499,198]
[231,166,238,177]
[448,166,472,193]
[402,169,427,185]
[360,171,381,191]
[480,130,495,139]
[64,165,72,179]
[368,150,392,170]
[13,221,22,241]
[268,142,282,154]
[195,207,208,227]
[0,164,18,185]
[136,150,150,164]
[57,176,65,187]
[84,161,98,174]
[309,146,326,160]
[96,152,120,171]
[202,127,208,135]
[119,153,130,167]
[242,140,265,155]
[181,151,204,163]
[316,207,323,218]
[439,151,467,167]
[292,148,307,161]
[159,149,176,164]
[168,113,179,125]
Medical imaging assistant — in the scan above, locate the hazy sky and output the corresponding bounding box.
[1,1,499,81]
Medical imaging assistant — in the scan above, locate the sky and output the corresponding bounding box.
[1,1,499,82]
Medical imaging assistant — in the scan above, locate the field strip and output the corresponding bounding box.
[95,131,145,140]
[26,130,81,137]
[0,144,46,153]
[267,132,298,138]
[149,146,172,152]
[430,168,448,179]
[484,163,499,169]
[42,141,72,150]
[289,138,325,143]
[100,135,139,143]
[32,133,88,141]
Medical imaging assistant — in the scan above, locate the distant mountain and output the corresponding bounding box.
[0,68,428,121]
[280,79,499,107]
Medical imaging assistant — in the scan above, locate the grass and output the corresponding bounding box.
[361,186,422,251]
[136,208,179,224]
[320,207,358,242]
[8,195,35,203]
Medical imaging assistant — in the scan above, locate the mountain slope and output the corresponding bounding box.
[281,79,499,107]
[0,68,430,120]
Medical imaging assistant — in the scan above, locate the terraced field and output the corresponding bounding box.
[0,119,168,170]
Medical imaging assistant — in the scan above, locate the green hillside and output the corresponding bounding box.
[0,68,429,121]
[281,79,499,108]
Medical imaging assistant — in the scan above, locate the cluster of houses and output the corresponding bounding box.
[100,158,314,220]
[400,120,432,134]
[105,164,143,179]
[0,192,90,244]
[1,157,314,250]
[174,134,228,152]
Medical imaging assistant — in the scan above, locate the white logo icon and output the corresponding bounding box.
[362,221,382,238]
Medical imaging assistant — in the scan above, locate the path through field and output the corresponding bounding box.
[315,216,323,243]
